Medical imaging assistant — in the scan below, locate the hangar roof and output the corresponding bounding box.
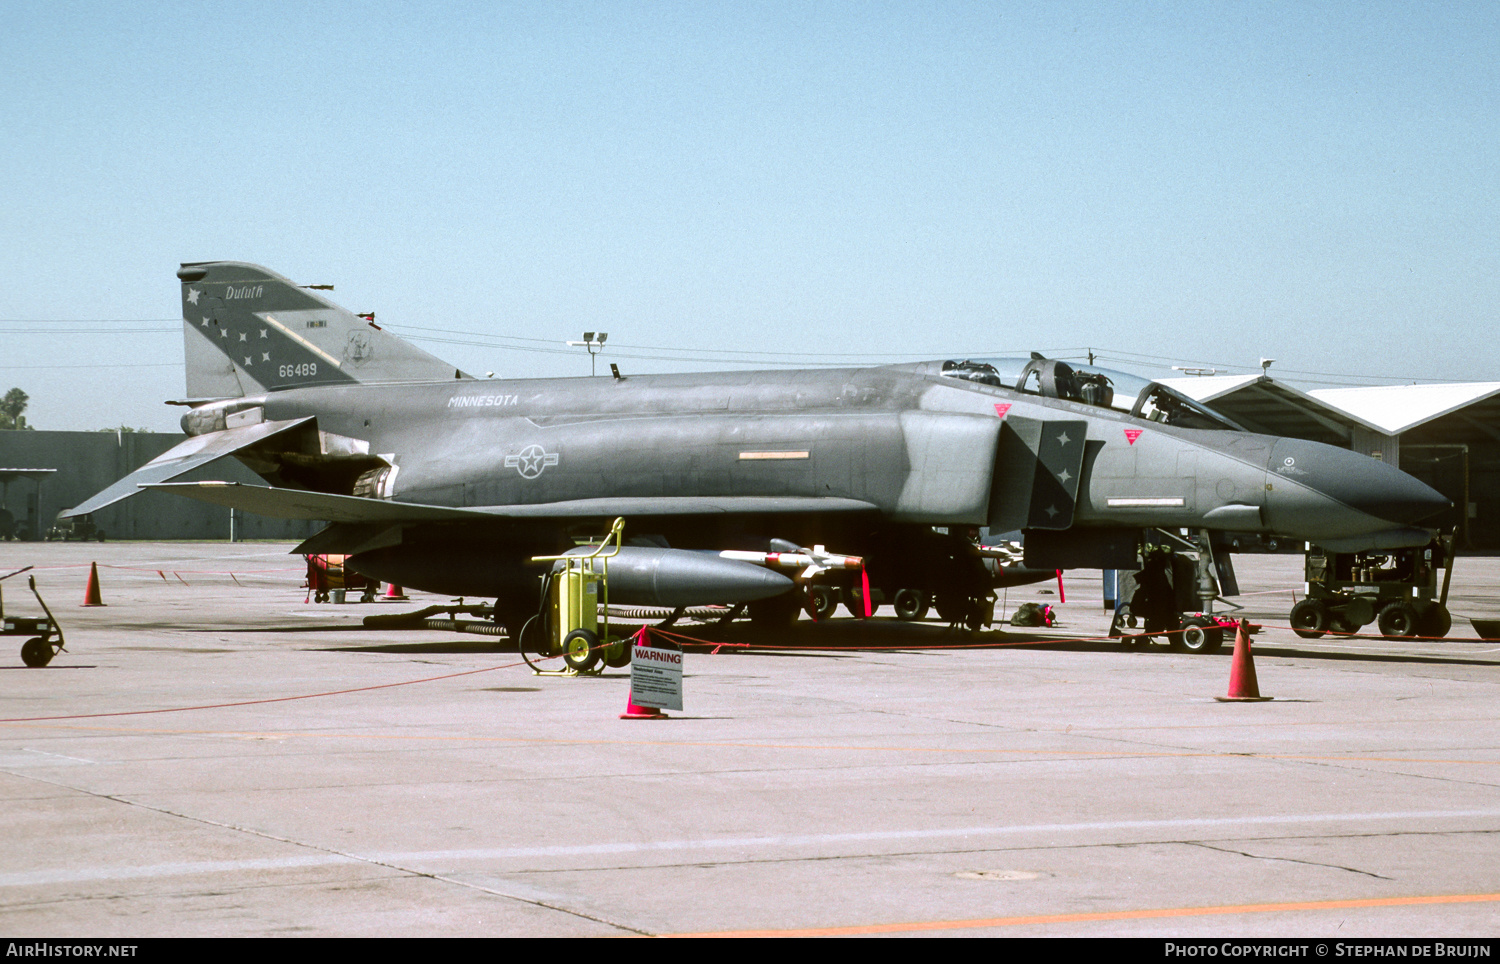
[1308,383,1500,435]
[1157,374,1383,445]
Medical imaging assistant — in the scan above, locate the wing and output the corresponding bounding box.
[145,480,879,522]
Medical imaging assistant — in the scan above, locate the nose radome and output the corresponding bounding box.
[1268,439,1450,526]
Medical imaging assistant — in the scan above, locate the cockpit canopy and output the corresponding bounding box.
[939,355,1243,431]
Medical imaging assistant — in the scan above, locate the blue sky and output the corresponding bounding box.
[2,1,1496,431]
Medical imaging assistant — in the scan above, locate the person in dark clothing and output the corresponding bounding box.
[1127,548,1180,647]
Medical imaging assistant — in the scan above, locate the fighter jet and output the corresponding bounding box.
[66,262,1449,637]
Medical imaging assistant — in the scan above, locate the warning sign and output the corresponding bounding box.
[630,641,683,711]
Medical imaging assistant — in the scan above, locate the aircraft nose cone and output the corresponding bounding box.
[1268,439,1450,527]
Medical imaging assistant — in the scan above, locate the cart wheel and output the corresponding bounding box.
[805,586,838,621]
[1418,604,1452,639]
[1175,616,1224,654]
[21,638,52,668]
[562,628,600,672]
[1377,602,1418,639]
[934,594,965,624]
[1289,599,1329,639]
[602,636,633,668]
[893,589,929,621]
[748,592,802,628]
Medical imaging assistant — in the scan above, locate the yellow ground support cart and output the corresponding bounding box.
[523,518,632,675]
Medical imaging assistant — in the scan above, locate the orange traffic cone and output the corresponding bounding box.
[1215,619,1271,702]
[82,562,105,607]
[384,583,408,600]
[620,692,668,720]
[620,626,667,719]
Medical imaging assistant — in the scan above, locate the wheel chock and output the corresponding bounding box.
[1215,619,1271,702]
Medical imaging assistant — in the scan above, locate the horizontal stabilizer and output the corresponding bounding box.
[144,482,479,522]
[145,481,878,523]
[61,418,314,517]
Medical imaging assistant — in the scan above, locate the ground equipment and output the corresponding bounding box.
[304,553,377,603]
[45,513,105,542]
[1290,535,1455,639]
[522,518,631,674]
[1109,529,1242,653]
[0,567,65,667]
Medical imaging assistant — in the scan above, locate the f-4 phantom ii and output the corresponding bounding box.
[67,262,1448,638]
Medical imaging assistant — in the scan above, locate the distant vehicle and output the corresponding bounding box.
[45,513,104,542]
[64,262,1449,639]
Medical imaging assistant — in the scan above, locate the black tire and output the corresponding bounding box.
[748,592,802,629]
[1418,604,1452,639]
[893,589,928,621]
[562,628,600,672]
[805,586,838,621]
[21,638,52,668]
[1289,599,1329,639]
[1377,602,1418,639]
[602,636,633,668]
[934,594,966,624]
[844,588,872,619]
[1173,616,1224,654]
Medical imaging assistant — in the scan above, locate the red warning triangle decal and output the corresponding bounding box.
[994,403,1011,418]
[1124,428,1143,445]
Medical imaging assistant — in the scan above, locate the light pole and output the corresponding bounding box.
[566,332,608,376]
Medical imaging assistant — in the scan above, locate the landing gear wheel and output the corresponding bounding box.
[805,586,838,622]
[20,638,52,668]
[562,628,600,672]
[1418,604,1452,639]
[893,589,929,621]
[1289,599,1329,639]
[1174,617,1224,654]
[1377,602,1419,639]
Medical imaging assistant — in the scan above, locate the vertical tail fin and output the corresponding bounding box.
[178,261,467,398]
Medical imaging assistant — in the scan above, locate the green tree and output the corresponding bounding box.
[0,387,30,430]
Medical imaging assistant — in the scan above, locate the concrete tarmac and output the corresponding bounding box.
[0,543,1497,937]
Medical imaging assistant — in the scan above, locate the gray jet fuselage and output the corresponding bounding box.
[229,364,1438,551]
